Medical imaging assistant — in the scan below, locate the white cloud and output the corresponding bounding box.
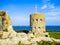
[45,11,60,16]
[43,7,60,26]
[46,16,60,26]
[41,0,55,10]
[41,5,47,9]
[49,5,55,9]
[41,4,55,10]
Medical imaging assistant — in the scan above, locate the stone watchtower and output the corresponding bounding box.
[30,13,46,37]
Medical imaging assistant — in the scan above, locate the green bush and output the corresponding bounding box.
[37,41,55,45]
[48,32,60,39]
[15,30,29,34]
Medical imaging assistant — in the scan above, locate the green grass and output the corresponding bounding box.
[48,31,60,39]
[37,41,55,45]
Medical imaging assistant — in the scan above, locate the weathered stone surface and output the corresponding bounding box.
[0,10,11,31]
[0,10,60,45]
[1,32,9,38]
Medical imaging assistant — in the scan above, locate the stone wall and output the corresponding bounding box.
[0,10,59,45]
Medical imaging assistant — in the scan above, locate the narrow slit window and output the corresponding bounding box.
[36,19,38,21]
[45,35,48,37]
[34,27,36,29]
[40,19,42,21]
[39,27,40,29]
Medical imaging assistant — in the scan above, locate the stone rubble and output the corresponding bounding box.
[0,10,60,45]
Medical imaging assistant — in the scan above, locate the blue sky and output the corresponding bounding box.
[0,0,60,26]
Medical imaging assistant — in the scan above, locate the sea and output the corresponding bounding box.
[13,26,60,31]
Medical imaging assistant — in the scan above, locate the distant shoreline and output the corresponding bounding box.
[13,26,60,31]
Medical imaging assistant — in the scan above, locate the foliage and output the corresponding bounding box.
[48,31,60,39]
[37,41,55,45]
[15,30,29,34]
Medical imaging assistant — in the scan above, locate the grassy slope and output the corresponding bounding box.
[48,31,60,39]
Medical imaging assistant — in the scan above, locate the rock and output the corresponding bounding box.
[28,33,34,41]
[30,38,37,45]
[0,31,3,38]
[41,37,53,42]
[0,38,10,45]
[1,32,9,39]
[21,38,31,45]
[10,37,20,45]
[51,38,60,43]
[0,10,60,45]
[17,33,27,38]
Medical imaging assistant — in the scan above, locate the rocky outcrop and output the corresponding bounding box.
[0,10,60,45]
[0,10,16,39]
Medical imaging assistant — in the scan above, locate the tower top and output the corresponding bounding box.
[30,13,45,18]
[31,12,45,15]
